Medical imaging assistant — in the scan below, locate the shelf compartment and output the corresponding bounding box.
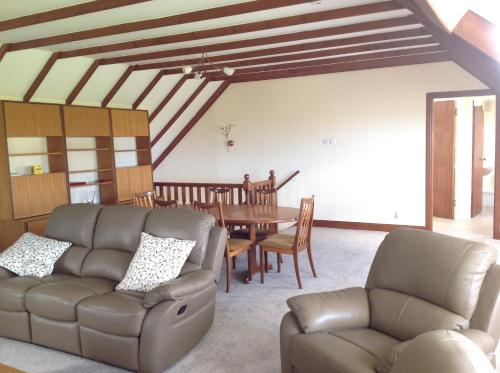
[68,168,112,174]
[70,181,113,188]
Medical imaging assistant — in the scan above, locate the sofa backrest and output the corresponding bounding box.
[144,207,215,273]
[470,264,500,345]
[365,228,497,341]
[45,204,103,276]
[81,205,150,282]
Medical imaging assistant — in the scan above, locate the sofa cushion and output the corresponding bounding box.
[369,288,468,340]
[0,274,75,312]
[0,277,43,312]
[25,277,115,322]
[116,233,195,292]
[78,292,147,337]
[53,245,92,277]
[81,249,133,282]
[290,328,398,373]
[0,232,71,277]
[92,205,150,252]
[45,204,102,248]
[366,229,497,319]
[144,208,214,266]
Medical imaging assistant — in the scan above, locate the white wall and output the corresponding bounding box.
[154,62,486,226]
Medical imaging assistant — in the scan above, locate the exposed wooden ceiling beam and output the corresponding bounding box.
[101,65,136,107]
[0,44,10,63]
[66,59,102,104]
[106,16,417,66]
[58,1,402,59]
[453,11,500,63]
[162,37,438,75]
[23,52,59,102]
[393,0,500,92]
[219,52,449,83]
[137,28,429,71]
[132,70,164,109]
[149,75,188,122]
[0,0,150,32]
[152,78,211,146]
[210,47,445,79]
[8,0,313,51]
[153,81,230,170]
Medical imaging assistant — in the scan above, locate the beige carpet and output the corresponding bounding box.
[0,227,497,372]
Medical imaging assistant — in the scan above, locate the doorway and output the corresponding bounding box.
[426,90,498,239]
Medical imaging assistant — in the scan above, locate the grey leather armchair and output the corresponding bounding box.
[280,228,499,373]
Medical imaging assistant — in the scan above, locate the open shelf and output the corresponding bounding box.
[9,152,62,156]
[67,148,111,152]
[70,181,113,188]
[68,168,112,174]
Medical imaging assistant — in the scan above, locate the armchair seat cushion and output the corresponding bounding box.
[78,292,147,337]
[25,277,115,322]
[259,234,295,249]
[290,328,399,373]
[0,274,75,312]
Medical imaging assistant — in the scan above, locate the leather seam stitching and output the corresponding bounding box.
[395,296,412,331]
[441,244,471,307]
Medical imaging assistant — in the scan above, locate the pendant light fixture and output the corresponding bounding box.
[182,52,235,79]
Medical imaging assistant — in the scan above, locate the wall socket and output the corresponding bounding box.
[322,137,336,145]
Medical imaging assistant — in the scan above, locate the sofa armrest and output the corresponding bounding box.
[143,269,215,309]
[0,267,15,279]
[457,329,496,359]
[286,287,369,334]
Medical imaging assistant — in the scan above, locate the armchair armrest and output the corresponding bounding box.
[0,267,14,279]
[287,287,369,333]
[457,329,496,359]
[143,269,215,309]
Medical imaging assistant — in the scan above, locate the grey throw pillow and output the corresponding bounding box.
[0,232,72,277]
[116,232,195,292]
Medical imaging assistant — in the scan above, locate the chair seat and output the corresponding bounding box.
[230,228,276,240]
[259,233,295,250]
[78,292,147,337]
[227,238,252,256]
[0,274,75,312]
[290,328,399,373]
[26,277,116,322]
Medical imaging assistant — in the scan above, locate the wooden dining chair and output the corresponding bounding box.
[193,201,252,292]
[210,187,231,204]
[154,199,178,208]
[133,190,156,208]
[258,196,317,289]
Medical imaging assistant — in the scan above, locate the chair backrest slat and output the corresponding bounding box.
[193,201,225,228]
[133,190,156,208]
[294,196,314,249]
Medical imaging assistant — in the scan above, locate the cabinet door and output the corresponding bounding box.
[111,109,149,136]
[4,102,62,136]
[27,218,49,236]
[63,106,111,136]
[11,173,68,219]
[116,165,153,202]
[0,220,26,251]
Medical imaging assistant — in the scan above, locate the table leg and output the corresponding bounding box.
[245,224,273,283]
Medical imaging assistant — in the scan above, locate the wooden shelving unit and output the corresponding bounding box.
[111,109,152,203]
[0,101,152,250]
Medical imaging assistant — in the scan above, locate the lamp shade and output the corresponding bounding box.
[182,65,193,74]
[223,67,235,76]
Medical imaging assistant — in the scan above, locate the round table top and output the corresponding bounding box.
[220,204,299,225]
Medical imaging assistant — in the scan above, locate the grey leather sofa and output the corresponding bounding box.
[281,228,500,373]
[0,204,227,373]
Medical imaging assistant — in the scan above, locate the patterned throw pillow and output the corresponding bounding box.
[116,232,196,292]
[0,232,72,277]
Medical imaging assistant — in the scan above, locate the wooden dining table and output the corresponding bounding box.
[219,204,300,282]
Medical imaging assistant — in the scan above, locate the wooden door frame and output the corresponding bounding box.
[426,89,499,238]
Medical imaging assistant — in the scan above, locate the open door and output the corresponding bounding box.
[433,100,456,219]
[471,104,485,217]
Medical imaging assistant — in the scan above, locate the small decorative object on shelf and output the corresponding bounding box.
[84,190,96,204]
[220,124,235,152]
[32,164,43,175]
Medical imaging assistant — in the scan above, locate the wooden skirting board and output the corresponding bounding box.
[313,220,426,232]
